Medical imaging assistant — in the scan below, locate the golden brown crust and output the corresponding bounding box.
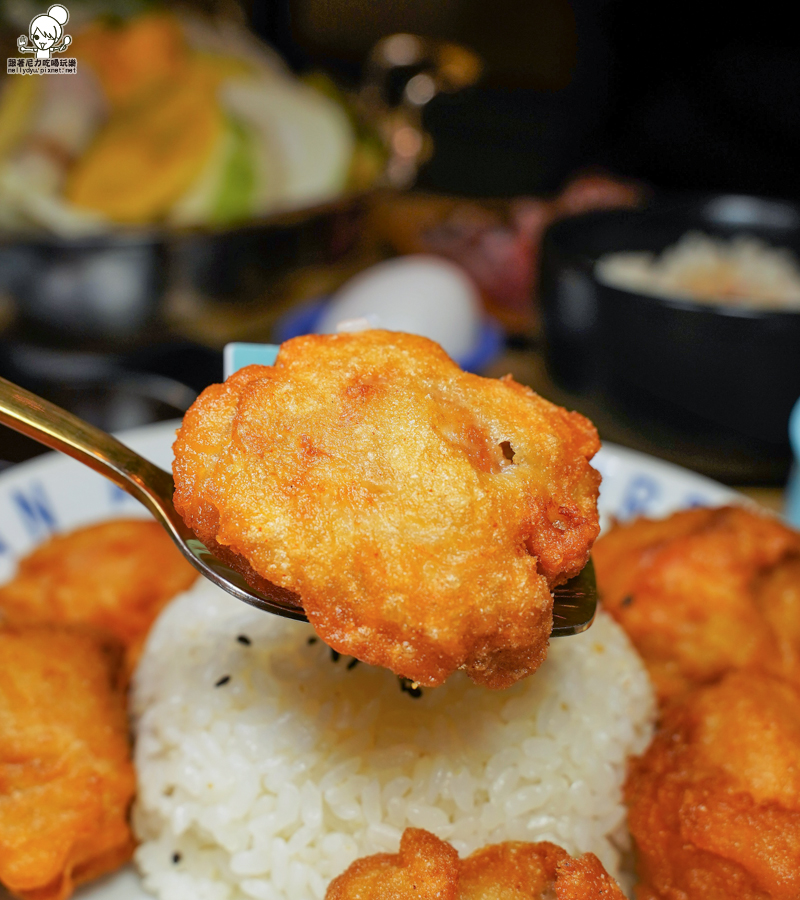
[0,624,136,900]
[459,840,566,899]
[554,854,627,900]
[325,829,626,899]
[593,506,800,704]
[173,331,601,688]
[0,519,198,675]
[626,671,800,900]
[325,828,460,900]
[756,556,800,688]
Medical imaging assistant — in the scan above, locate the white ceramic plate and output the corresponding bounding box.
[0,422,740,899]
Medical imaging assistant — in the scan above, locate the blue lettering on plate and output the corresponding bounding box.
[12,482,57,538]
[0,530,9,555]
[619,474,661,519]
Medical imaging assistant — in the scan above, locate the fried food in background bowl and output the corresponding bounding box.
[0,10,362,234]
[593,505,800,704]
[0,624,136,900]
[0,519,198,675]
[325,827,626,899]
[173,330,601,688]
[626,670,800,900]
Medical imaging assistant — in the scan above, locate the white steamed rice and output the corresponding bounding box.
[132,578,655,900]
[596,231,800,309]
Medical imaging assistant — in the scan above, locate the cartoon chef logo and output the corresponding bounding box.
[17,5,72,59]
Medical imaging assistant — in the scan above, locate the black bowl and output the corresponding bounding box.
[0,191,369,350]
[540,194,800,483]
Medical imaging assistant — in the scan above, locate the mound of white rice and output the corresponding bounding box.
[132,579,655,900]
[596,231,800,309]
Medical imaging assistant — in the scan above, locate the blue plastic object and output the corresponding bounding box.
[787,397,800,527]
[271,297,505,374]
[223,343,279,379]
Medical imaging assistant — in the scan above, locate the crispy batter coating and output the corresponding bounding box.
[0,520,198,673]
[0,624,136,900]
[756,556,800,685]
[625,670,800,900]
[173,331,600,688]
[325,829,626,900]
[553,853,628,900]
[325,828,460,900]
[459,841,625,900]
[458,841,565,900]
[593,506,800,703]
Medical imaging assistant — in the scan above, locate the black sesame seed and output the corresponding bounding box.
[347,658,360,670]
[307,636,318,645]
[172,852,182,864]
[215,675,231,687]
[330,649,341,663]
[621,595,634,607]
[237,635,252,646]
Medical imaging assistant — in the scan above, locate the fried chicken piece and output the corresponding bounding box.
[0,520,198,673]
[325,829,626,900]
[0,624,136,900]
[755,556,800,685]
[459,841,625,900]
[626,670,800,900]
[325,828,460,900]
[553,853,628,900]
[458,841,566,900]
[593,506,800,703]
[173,330,600,688]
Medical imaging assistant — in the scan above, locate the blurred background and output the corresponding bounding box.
[1,0,799,511]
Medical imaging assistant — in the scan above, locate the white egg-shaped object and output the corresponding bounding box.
[316,254,483,361]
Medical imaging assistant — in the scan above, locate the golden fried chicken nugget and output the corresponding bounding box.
[459,840,565,900]
[756,556,800,684]
[0,625,136,900]
[626,670,800,900]
[325,829,626,900]
[553,853,627,900]
[459,841,626,900]
[0,520,198,672]
[325,828,460,900]
[594,506,800,703]
[173,331,601,688]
